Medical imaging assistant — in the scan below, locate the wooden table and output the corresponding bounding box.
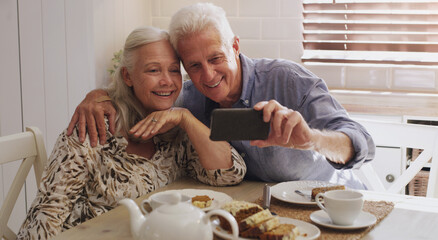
[54,177,438,240]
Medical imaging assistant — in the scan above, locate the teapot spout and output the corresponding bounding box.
[119,198,146,240]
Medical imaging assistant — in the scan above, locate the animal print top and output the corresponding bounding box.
[17,126,246,239]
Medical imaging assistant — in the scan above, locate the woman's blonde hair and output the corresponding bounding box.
[107,27,170,136]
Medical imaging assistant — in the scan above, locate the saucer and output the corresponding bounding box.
[150,189,232,212]
[310,210,377,230]
[271,181,339,205]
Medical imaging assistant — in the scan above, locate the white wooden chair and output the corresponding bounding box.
[354,118,438,198]
[0,127,47,240]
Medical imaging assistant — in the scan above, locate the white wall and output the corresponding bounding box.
[0,0,151,234]
[150,0,304,63]
[0,0,25,234]
[93,0,151,89]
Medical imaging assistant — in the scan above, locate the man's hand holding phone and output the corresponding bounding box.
[250,100,315,150]
[209,101,315,151]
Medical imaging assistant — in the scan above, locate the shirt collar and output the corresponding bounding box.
[238,53,256,108]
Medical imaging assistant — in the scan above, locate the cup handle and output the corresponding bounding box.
[315,193,327,212]
[205,209,239,240]
[140,199,152,213]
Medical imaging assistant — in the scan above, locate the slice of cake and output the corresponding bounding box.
[311,185,345,200]
[240,216,280,238]
[260,224,299,240]
[191,195,212,209]
[239,209,273,232]
[219,200,263,232]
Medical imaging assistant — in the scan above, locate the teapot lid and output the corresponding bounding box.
[156,192,199,214]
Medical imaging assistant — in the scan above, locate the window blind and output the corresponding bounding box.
[302,0,438,65]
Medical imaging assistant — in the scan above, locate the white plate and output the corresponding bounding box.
[310,210,377,230]
[271,181,339,205]
[152,189,232,211]
[212,216,320,240]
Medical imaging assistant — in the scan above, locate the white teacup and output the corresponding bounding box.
[141,192,191,212]
[315,190,364,226]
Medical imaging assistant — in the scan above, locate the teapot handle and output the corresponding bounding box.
[204,209,239,240]
[141,199,153,213]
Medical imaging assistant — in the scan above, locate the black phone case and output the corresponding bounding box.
[209,108,270,141]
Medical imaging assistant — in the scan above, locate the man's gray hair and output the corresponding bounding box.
[168,3,235,54]
[107,27,170,135]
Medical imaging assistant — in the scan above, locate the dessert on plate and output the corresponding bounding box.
[219,200,299,240]
[191,195,213,209]
[311,185,345,200]
[219,200,263,231]
[240,212,280,238]
[260,223,298,240]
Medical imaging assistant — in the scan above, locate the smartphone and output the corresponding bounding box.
[209,108,270,141]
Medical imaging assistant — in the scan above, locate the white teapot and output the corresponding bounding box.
[119,192,239,240]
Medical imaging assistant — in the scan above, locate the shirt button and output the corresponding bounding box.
[244,100,249,104]
[241,152,246,158]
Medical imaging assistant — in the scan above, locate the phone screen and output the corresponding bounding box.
[209,108,270,141]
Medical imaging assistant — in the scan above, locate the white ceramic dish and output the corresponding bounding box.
[151,189,232,211]
[310,210,377,230]
[271,180,340,205]
[212,216,320,240]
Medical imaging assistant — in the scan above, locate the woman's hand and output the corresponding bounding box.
[130,107,234,170]
[129,107,188,141]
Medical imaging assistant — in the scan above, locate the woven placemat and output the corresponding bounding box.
[254,197,394,240]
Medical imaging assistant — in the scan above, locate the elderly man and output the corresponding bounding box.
[68,3,374,189]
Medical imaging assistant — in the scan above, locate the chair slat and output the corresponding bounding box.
[0,157,34,230]
[354,118,438,198]
[0,127,47,239]
[427,140,438,198]
[0,132,37,164]
[388,150,432,194]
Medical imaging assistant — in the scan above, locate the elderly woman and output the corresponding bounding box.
[17,27,246,239]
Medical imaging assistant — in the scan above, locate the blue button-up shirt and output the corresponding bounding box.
[179,53,375,189]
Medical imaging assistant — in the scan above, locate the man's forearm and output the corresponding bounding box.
[311,129,354,165]
[87,89,109,101]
